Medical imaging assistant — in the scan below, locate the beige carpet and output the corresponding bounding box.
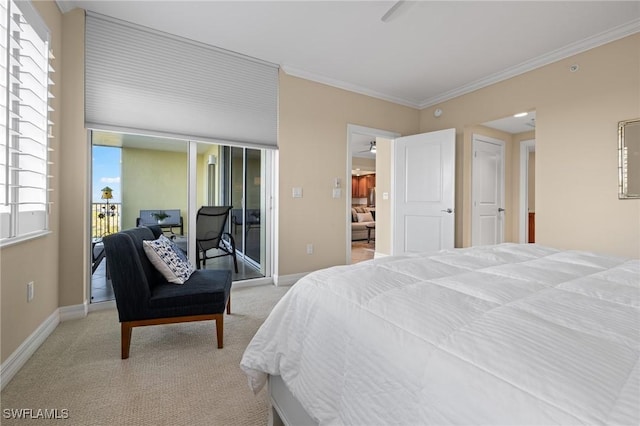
[1,285,289,426]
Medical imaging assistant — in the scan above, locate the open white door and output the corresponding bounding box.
[393,128,455,255]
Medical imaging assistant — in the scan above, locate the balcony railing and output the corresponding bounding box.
[91,202,121,238]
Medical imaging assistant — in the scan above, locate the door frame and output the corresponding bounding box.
[471,134,505,246]
[346,124,400,265]
[519,139,535,243]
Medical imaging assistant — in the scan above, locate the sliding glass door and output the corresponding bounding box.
[90,132,271,303]
[225,146,264,268]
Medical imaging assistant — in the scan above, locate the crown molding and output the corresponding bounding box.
[418,18,640,109]
[54,0,75,14]
[281,65,421,109]
[283,19,640,111]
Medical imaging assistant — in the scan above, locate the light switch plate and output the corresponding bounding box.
[292,187,303,198]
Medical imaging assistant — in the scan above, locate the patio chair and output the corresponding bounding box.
[196,206,238,273]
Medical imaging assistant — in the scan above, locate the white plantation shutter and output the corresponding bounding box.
[85,13,279,149]
[1,0,53,243]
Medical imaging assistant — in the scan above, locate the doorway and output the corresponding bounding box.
[479,110,536,246]
[347,125,400,264]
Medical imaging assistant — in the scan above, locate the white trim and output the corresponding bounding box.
[54,0,75,14]
[59,301,89,321]
[232,277,274,289]
[373,251,389,259]
[282,66,420,109]
[519,139,536,243]
[88,299,117,312]
[0,230,52,248]
[346,125,400,265]
[273,272,308,287]
[0,310,59,390]
[188,142,198,265]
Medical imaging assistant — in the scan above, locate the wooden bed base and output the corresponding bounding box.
[268,375,317,426]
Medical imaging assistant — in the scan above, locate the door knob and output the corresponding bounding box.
[441,208,453,213]
[498,208,505,212]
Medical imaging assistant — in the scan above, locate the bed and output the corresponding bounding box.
[240,243,640,425]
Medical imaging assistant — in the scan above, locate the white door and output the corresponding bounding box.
[472,135,505,246]
[393,128,455,255]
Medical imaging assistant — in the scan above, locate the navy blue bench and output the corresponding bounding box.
[103,226,232,359]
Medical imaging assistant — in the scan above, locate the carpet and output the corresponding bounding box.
[1,285,289,426]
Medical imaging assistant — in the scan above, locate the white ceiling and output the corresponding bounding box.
[57,1,640,110]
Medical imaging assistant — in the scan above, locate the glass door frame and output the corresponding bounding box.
[186,141,273,280]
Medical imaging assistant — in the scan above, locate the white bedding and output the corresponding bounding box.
[240,244,640,425]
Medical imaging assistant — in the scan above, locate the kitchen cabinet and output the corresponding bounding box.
[351,174,375,198]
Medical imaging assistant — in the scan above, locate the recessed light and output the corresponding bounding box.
[513,112,528,118]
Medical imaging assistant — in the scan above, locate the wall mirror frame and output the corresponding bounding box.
[618,118,640,199]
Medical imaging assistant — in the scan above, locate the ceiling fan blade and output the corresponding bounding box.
[381,1,406,23]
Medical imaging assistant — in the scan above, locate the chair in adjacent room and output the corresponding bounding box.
[196,206,238,273]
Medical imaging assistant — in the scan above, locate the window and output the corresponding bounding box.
[1,0,53,244]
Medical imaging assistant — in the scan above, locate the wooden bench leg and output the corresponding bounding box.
[226,294,231,315]
[215,314,224,348]
[121,322,132,359]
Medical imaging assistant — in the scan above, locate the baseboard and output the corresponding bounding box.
[88,299,116,312]
[59,301,89,321]
[373,251,389,259]
[232,277,273,289]
[273,272,308,287]
[0,301,90,390]
[0,310,59,391]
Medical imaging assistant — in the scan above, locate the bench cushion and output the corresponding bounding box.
[150,269,232,313]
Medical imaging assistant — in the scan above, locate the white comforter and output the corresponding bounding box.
[240,244,640,425]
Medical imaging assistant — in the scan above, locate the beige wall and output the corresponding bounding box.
[278,73,419,275]
[0,1,63,363]
[420,33,640,258]
[58,9,87,310]
[352,157,375,172]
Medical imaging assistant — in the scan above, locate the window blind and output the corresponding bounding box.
[1,0,52,243]
[85,13,279,149]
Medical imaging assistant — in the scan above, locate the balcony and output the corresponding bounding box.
[91,202,121,238]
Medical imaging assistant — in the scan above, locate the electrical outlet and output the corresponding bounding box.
[27,281,34,302]
[306,244,313,255]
